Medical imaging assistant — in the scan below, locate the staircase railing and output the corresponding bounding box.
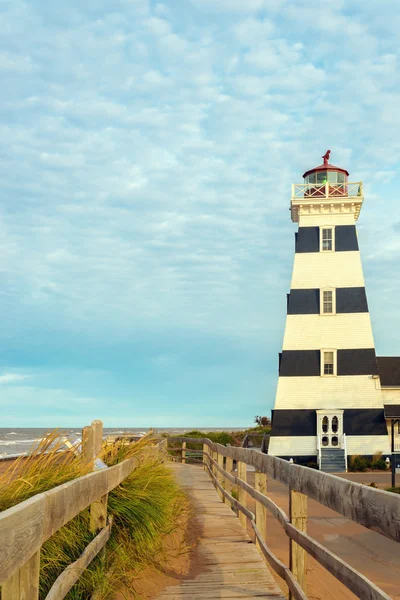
[317,435,321,469]
[343,433,348,472]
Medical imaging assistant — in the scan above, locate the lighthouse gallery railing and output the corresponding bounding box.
[291,181,363,200]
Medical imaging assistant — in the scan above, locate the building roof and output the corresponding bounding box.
[302,162,350,179]
[377,357,400,387]
[384,405,400,418]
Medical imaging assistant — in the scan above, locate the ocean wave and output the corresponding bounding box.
[0,438,44,445]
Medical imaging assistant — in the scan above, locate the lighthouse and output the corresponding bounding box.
[268,152,391,472]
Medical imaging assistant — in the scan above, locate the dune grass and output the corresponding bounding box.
[0,431,189,599]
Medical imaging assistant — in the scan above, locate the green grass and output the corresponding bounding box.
[0,431,189,600]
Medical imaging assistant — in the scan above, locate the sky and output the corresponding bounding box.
[1,0,400,428]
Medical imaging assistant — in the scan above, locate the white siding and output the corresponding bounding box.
[346,435,391,455]
[299,214,355,227]
[268,436,317,457]
[274,376,383,410]
[291,252,365,289]
[282,314,375,350]
[269,435,391,457]
[381,388,400,404]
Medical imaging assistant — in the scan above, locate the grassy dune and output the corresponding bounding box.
[0,432,189,599]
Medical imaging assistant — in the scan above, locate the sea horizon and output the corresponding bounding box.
[0,426,250,458]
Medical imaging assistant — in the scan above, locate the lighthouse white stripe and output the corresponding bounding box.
[274,375,383,410]
[282,313,375,350]
[291,252,365,289]
[299,214,356,227]
[268,436,317,456]
[268,435,391,457]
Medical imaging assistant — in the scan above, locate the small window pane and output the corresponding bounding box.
[322,228,333,251]
[323,290,333,313]
[323,351,334,375]
[337,172,345,183]
[332,436,339,447]
[317,171,327,183]
[309,172,316,183]
[322,416,328,433]
[328,171,337,183]
[322,436,329,447]
[332,416,339,433]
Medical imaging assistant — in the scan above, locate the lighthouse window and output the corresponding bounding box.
[320,227,334,251]
[321,289,335,314]
[322,350,336,376]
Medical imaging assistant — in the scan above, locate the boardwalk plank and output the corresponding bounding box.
[154,464,285,600]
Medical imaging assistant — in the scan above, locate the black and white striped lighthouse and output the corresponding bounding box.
[269,152,390,471]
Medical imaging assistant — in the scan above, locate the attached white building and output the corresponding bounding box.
[268,153,400,471]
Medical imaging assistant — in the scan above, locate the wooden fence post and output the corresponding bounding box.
[237,461,247,529]
[225,456,233,497]
[181,441,187,464]
[2,549,40,600]
[90,421,108,533]
[82,425,94,468]
[289,488,307,597]
[212,450,218,478]
[203,443,208,471]
[255,471,267,553]
[217,453,224,501]
[91,420,103,458]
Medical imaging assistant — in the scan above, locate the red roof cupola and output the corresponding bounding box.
[303,150,349,183]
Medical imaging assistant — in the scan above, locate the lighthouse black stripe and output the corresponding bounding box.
[337,349,378,375]
[287,287,368,314]
[279,349,378,376]
[295,225,358,253]
[271,409,387,436]
[287,289,320,314]
[295,227,320,252]
[336,226,359,251]
[336,287,368,312]
[279,350,320,376]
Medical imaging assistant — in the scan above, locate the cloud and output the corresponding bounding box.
[0,373,29,384]
[0,0,399,424]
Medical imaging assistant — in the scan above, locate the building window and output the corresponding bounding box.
[320,227,335,252]
[321,349,336,376]
[320,288,336,315]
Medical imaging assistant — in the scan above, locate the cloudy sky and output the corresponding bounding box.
[1,0,399,427]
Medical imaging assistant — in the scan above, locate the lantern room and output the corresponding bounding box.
[303,150,349,185]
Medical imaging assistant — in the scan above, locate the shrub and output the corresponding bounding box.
[371,451,387,470]
[385,486,400,494]
[349,455,370,472]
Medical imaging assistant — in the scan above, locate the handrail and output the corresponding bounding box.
[317,435,321,469]
[170,437,399,600]
[343,433,348,473]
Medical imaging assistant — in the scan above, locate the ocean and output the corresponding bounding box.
[0,427,247,458]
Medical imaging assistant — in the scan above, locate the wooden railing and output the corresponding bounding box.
[170,437,400,600]
[0,422,167,600]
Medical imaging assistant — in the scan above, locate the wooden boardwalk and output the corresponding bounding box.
[156,463,285,600]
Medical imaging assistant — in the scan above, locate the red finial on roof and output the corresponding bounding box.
[322,150,331,165]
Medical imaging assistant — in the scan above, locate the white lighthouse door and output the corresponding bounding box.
[317,410,344,449]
